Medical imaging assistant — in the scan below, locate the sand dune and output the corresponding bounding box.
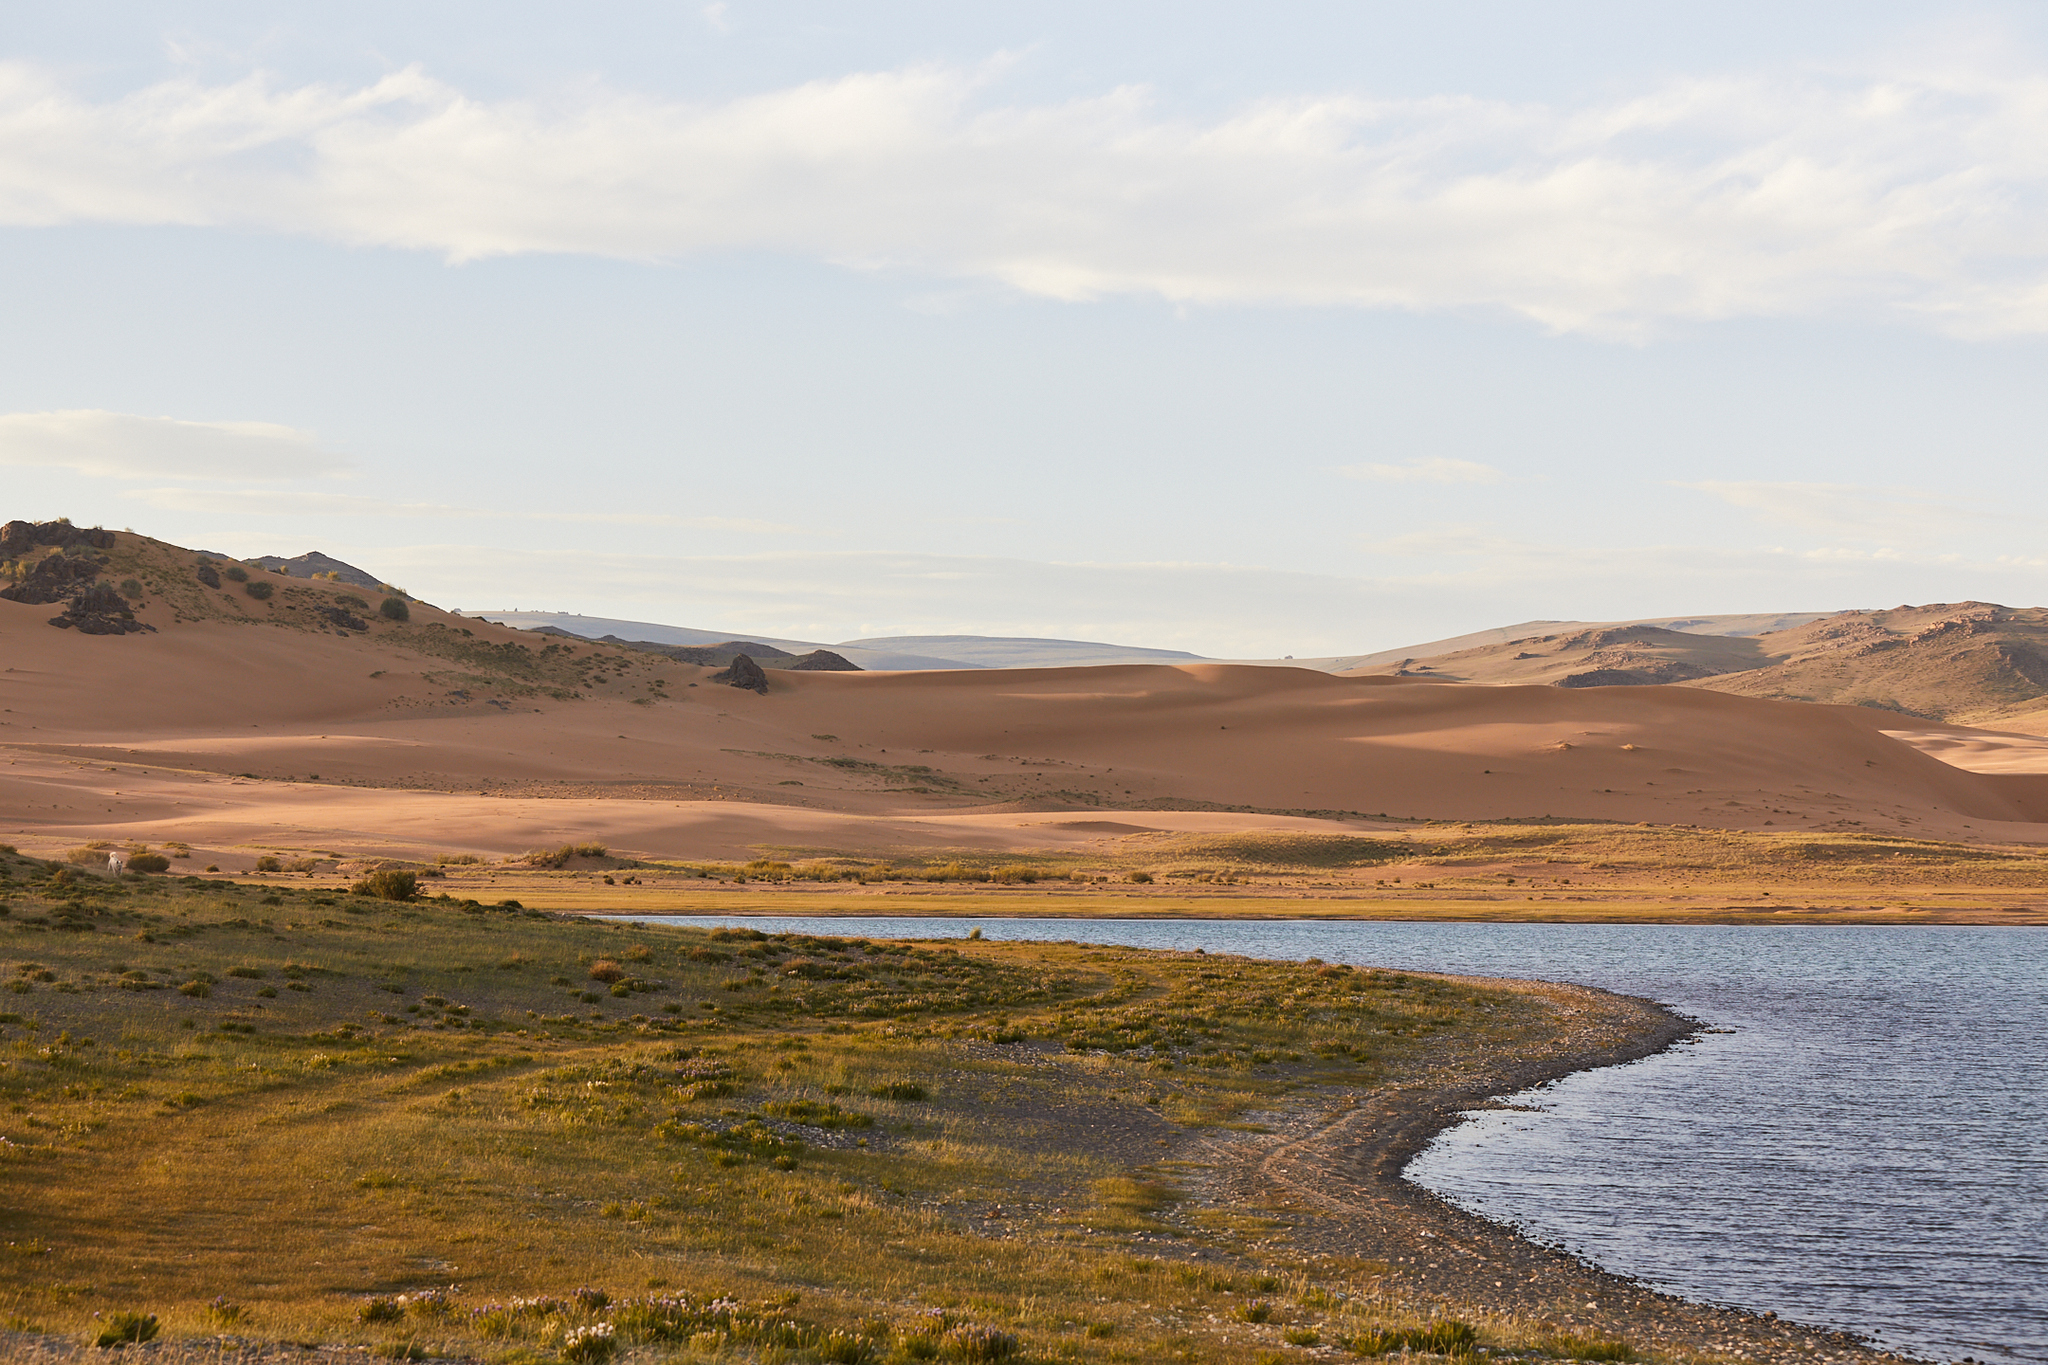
[8,528,2048,863]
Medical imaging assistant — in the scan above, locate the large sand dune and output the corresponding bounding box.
[7,528,2048,864]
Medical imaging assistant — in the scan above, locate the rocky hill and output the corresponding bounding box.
[1357,601,2048,729]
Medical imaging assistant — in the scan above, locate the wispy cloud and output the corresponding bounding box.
[6,61,2048,334]
[1341,457,1502,485]
[123,485,800,534]
[1680,479,2008,544]
[0,409,345,479]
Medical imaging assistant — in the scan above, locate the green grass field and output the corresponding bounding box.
[0,843,1669,1364]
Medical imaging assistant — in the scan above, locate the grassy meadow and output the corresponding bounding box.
[0,844,1671,1364]
[286,824,2048,925]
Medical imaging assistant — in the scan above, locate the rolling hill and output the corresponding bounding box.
[1345,602,2048,731]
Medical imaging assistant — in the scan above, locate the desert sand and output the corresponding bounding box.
[10,536,2048,880]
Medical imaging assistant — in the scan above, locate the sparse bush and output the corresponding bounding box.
[351,869,418,901]
[119,578,142,597]
[127,853,169,874]
[1127,871,1154,884]
[223,564,249,583]
[358,1296,405,1323]
[1283,1327,1320,1346]
[1543,1335,1635,1361]
[244,579,274,601]
[379,595,410,622]
[941,1325,1020,1361]
[254,855,282,872]
[227,966,265,979]
[206,1296,243,1326]
[526,841,608,868]
[871,1081,928,1102]
[588,959,626,983]
[561,1323,616,1363]
[94,1312,159,1347]
[1347,1321,1479,1357]
[177,980,211,998]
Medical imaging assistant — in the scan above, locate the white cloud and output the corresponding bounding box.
[0,409,344,480]
[123,484,799,534]
[6,61,2048,333]
[1342,457,1502,485]
[1680,480,2009,544]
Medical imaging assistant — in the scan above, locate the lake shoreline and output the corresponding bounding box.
[1226,975,1930,1365]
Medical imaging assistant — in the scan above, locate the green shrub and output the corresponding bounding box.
[561,1324,616,1363]
[941,1325,1020,1362]
[1127,871,1154,884]
[119,578,142,597]
[177,980,211,998]
[127,853,170,874]
[1543,1335,1635,1361]
[870,1081,928,1102]
[1236,1301,1273,1324]
[351,869,418,902]
[223,564,249,583]
[1348,1321,1479,1357]
[526,841,607,868]
[244,579,274,601]
[762,1099,873,1129]
[254,855,282,872]
[94,1312,159,1347]
[379,595,410,621]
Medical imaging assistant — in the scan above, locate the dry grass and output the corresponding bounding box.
[0,845,1669,1363]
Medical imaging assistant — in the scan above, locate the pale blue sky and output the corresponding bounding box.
[5,3,2048,655]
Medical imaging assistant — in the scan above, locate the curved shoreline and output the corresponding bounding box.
[1200,977,1923,1365]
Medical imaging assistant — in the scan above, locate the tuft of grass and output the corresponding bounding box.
[93,1312,159,1347]
[1543,1333,1637,1361]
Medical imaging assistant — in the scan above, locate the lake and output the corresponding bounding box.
[605,914,2046,1364]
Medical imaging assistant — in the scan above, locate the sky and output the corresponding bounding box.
[5,2,2048,657]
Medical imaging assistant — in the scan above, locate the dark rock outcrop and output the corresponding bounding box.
[1557,661,1718,688]
[1,546,107,605]
[0,519,115,560]
[711,653,770,693]
[313,604,370,632]
[786,649,861,672]
[48,581,153,635]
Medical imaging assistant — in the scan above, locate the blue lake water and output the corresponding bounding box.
[606,915,2047,1364]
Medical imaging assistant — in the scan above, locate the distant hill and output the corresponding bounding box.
[1691,603,2048,727]
[1349,602,2048,729]
[466,613,972,671]
[467,613,1218,670]
[528,627,859,672]
[474,609,1844,675]
[836,634,1204,668]
[252,551,383,589]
